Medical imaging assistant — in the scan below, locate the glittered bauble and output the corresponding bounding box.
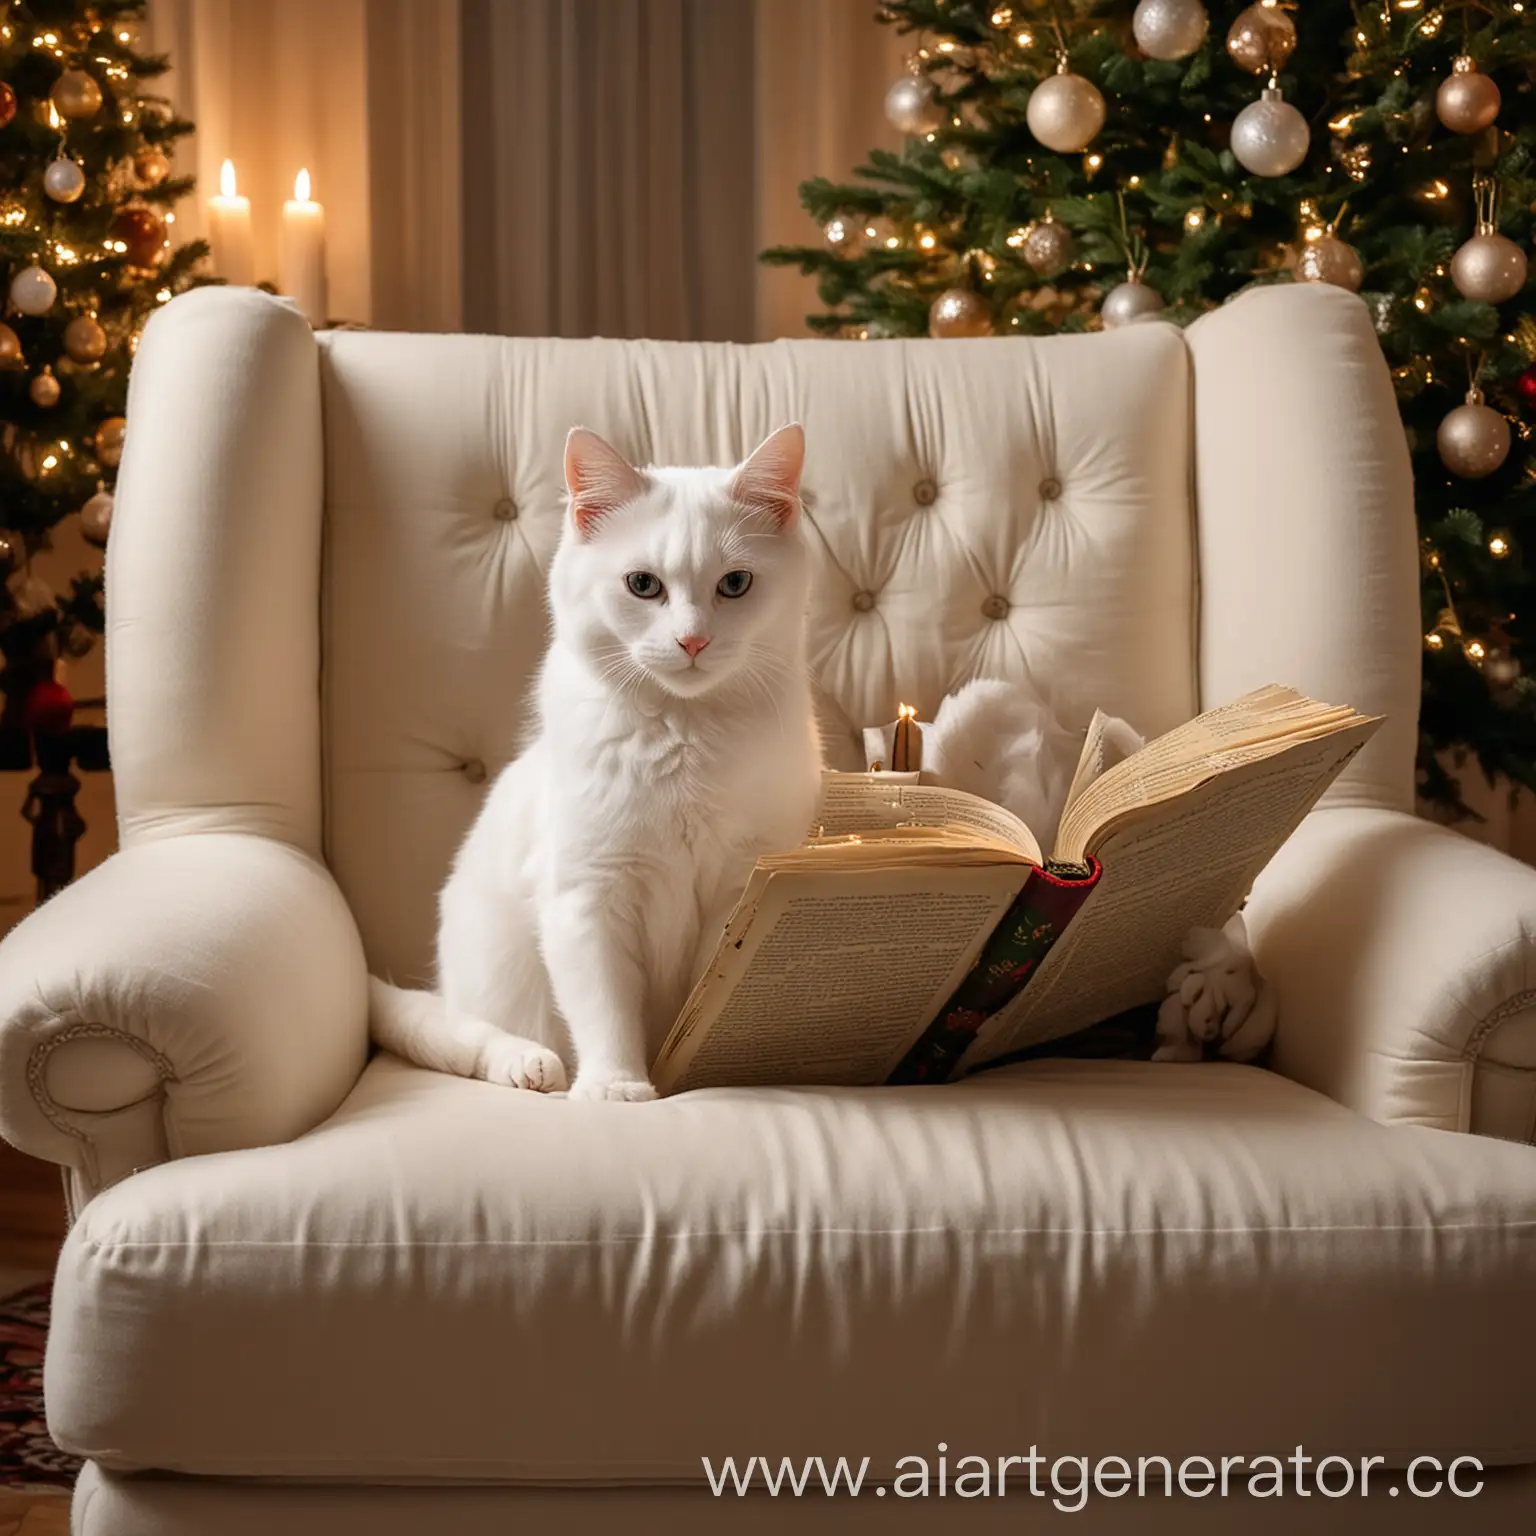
[29,368,60,408]
[1022,220,1074,277]
[1437,391,1511,478]
[134,146,171,187]
[823,215,863,253]
[1026,70,1106,154]
[1230,87,1310,178]
[8,265,57,316]
[79,487,113,547]
[928,288,993,339]
[63,315,107,364]
[1297,234,1364,292]
[1101,278,1165,328]
[1516,366,1536,405]
[43,155,86,204]
[0,323,21,369]
[0,82,16,130]
[884,73,946,137]
[94,415,126,467]
[51,68,103,120]
[22,677,74,735]
[1436,57,1500,135]
[1450,232,1527,304]
[110,206,167,266]
[1225,3,1296,75]
[1132,0,1209,62]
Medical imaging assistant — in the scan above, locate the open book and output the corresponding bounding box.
[651,685,1381,1095]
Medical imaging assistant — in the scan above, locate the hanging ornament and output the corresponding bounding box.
[110,206,167,266]
[8,266,57,316]
[1450,178,1527,305]
[1516,366,1536,406]
[22,675,74,735]
[1225,3,1296,75]
[1022,218,1074,277]
[94,415,126,467]
[43,154,86,204]
[884,71,946,137]
[1132,0,1209,62]
[79,484,113,547]
[50,68,103,120]
[29,368,60,408]
[1436,57,1500,135]
[1231,83,1310,178]
[1101,275,1165,328]
[1026,61,1105,154]
[1298,233,1364,292]
[0,322,22,369]
[0,82,16,130]
[928,288,993,338]
[63,314,107,364]
[134,146,171,187]
[822,215,863,253]
[1438,388,1510,478]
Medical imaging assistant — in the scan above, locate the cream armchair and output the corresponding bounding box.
[1,285,1533,1535]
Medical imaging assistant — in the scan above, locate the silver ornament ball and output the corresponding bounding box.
[1450,232,1527,304]
[1022,221,1074,277]
[43,156,86,204]
[884,74,946,138]
[928,287,993,339]
[1230,88,1310,178]
[1101,278,1165,328]
[1026,71,1106,154]
[1436,57,1500,135]
[1297,235,1364,292]
[823,215,863,253]
[80,488,114,548]
[1133,0,1209,62]
[8,265,57,316]
[1437,395,1510,479]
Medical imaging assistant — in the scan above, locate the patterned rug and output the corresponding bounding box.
[0,1283,77,1490]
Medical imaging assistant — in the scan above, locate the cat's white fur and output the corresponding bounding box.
[370,424,822,1101]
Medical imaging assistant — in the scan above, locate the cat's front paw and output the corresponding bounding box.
[480,1035,569,1093]
[1152,913,1277,1065]
[569,1073,658,1103]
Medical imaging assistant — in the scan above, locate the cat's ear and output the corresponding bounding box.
[565,427,647,539]
[730,423,805,531]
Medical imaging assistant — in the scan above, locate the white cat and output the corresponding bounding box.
[369,424,823,1101]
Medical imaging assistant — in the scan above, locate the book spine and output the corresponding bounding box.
[885,858,1102,1085]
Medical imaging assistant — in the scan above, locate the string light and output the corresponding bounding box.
[990,6,1013,25]
[156,287,172,303]
[917,230,937,251]
[1015,29,1034,47]
[1425,632,1445,650]
[1084,153,1103,172]
[1006,227,1028,247]
[1466,639,1487,662]
[1184,209,1205,231]
[1417,9,1444,36]
[1489,535,1510,559]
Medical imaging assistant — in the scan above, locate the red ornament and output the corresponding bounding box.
[110,206,167,267]
[22,678,74,735]
[1517,366,1536,407]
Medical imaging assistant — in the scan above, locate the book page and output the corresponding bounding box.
[653,864,1025,1094]
[961,727,1375,1067]
[816,774,1041,862]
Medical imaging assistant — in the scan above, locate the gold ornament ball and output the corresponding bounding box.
[1297,235,1364,292]
[134,146,171,187]
[1023,220,1075,277]
[1026,71,1106,154]
[0,322,22,370]
[928,288,993,339]
[1436,58,1500,135]
[51,68,103,120]
[884,73,946,138]
[1449,232,1527,304]
[64,315,107,365]
[1101,278,1166,328]
[29,369,60,408]
[1437,395,1510,479]
[1225,3,1296,75]
[95,415,127,467]
[80,488,114,548]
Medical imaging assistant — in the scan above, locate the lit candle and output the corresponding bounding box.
[280,168,327,325]
[206,159,255,286]
[891,703,922,772]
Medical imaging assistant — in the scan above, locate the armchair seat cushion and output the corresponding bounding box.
[49,1055,1536,1482]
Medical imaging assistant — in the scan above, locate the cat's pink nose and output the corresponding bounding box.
[678,634,711,659]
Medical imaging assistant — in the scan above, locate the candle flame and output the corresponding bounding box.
[219,158,236,198]
[46,101,61,131]
[898,703,916,720]
[294,167,311,201]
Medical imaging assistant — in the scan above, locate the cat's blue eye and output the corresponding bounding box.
[717,570,753,599]
[626,572,665,600]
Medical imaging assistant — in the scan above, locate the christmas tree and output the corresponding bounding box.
[762,0,1536,813]
[0,0,204,730]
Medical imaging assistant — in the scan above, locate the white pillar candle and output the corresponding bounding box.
[206,159,255,286]
[280,168,328,326]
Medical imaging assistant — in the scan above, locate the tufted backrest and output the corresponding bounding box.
[107,284,1417,987]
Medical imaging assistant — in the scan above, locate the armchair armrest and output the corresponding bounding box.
[1245,805,1536,1142]
[0,833,368,1198]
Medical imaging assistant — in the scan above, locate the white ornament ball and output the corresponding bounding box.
[1437,394,1510,479]
[43,156,86,204]
[1450,232,1527,304]
[8,265,57,316]
[1230,88,1310,178]
[1026,71,1106,154]
[1297,235,1364,292]
[1022,221,1074,277]
[1436,57,1500,135]
[884,74,946,138]
[8,573,56,619]
[1101,278,1165,328]
[928,288,993,339]
[80,488,114,547]
[1133,0,1209,62]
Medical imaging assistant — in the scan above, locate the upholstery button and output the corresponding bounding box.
[493,497,518,521]
[982,595,1011,621]
[462,758,488,784]
[1039,477,1062,501]
[851,590,876,612]
[912,478,938,506]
